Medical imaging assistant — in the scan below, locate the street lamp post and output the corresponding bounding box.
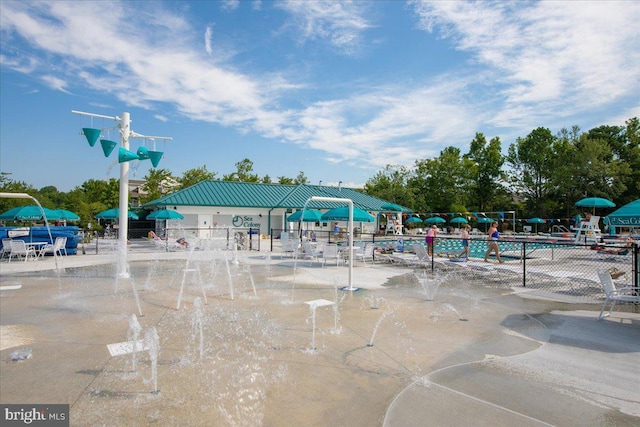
[72,110,171,278]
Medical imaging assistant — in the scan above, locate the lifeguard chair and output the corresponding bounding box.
[573,215,602,244]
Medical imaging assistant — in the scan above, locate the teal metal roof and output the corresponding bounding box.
[143,181,410,212]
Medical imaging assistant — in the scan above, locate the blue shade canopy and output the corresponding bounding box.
[450,217,468,224]
[146,209,184,220]
[576,197,615,209]
[605,199,640,227]
[96,208,139,220]
[287,209,323,222]
[476,217,494,224]
[321,206,375,222]
[527,217,546,224]
[53,209,80,221]
[423,216,446,224]
[405,216,423,224]
[380,203,406,212]
[0,205,58,221]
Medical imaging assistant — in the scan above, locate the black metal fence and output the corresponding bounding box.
[269,228,638,304]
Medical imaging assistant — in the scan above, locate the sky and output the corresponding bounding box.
[1,0,639,192]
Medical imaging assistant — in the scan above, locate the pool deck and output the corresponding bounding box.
[1,239,639,426]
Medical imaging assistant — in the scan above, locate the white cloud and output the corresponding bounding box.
[277,0,372,53]
[221,0,240,12]
[204,26,213,55]
[409,0,640,129]
[41,75,69,93]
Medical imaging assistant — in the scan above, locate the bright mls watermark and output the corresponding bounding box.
[1,404,69,426]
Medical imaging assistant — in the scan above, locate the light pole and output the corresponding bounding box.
[72,110,171,278]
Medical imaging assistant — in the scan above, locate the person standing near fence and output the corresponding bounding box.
[457,224,471,260]
[484,221,504,263]
[425,225,437,256]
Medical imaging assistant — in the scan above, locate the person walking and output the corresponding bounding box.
[425,224,437,256]
[457,224,471,260]
[484,221,503,263]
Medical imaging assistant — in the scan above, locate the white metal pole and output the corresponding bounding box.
[306,196,355,291]
[118,112,130,278]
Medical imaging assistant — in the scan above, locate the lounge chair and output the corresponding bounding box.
[354,243,375,266]
[596,269,640,320]
[39,237,67,257]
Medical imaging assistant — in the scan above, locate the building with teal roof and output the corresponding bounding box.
[143,180,410,237]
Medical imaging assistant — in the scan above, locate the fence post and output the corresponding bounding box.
[634,242,638,295]
[522,241,527,287]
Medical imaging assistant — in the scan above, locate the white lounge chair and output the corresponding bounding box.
[39,237,67,257]
[597,269,640,320]
[354,243,375,266]
[8,240,37,263]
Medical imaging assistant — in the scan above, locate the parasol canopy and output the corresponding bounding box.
[146,209,184,220]
[321,206,375,223]
[287,209,323,222]
[423,216,446,224]
[0,205,58,221]
[96,208,139,220]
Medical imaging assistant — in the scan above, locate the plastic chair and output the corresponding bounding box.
[321,244,341,267]
[1,238,12,259]
[8,240,37,263]
[597,269,640,320]
[40,237,67,257]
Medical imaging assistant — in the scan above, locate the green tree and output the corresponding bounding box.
[223,159,259,182]
[412,147,468,213]
[278,176,294,185]
[465,133,505,211]
[179,165,216,189]
[364,165,412,208]
[293,171,308,184]
[141,168,177,204]
[506,127,556,216]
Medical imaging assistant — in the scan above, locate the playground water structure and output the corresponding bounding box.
[1,243,639,426]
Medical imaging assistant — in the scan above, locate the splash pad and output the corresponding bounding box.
[1,248,639,426]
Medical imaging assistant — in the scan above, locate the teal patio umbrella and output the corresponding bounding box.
[287,209,323,222]
[423,216,446,225]
[380,203,407,212]
[405,216,423,224]
[53,209,80,221]
[147,209,184,220]
[96,208,139,220]
[450,216,468,228]
[576,197,615,214]
[321,206,375,223]
[527,217,546,233]
[0,205,58,221]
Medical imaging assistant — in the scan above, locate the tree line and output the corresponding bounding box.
[1,117,638,231]
[364,117,639,222]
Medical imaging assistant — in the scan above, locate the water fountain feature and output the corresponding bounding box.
[368,308,393,347]
[192,297,204,362]
[127,314,142,371]
[2,244,630,427]
[414,271,444,301]
[430,303,468,321]
[144,326,160,394]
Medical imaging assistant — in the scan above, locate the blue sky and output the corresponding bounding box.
[1,0,639,192]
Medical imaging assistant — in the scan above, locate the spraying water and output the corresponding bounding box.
[431,303,467,321]
[368,309,392,347]
[127,314,142,372]
[192,297,204,362]
[144,326,160,394]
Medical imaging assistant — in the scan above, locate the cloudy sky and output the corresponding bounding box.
[1,0,638,191]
